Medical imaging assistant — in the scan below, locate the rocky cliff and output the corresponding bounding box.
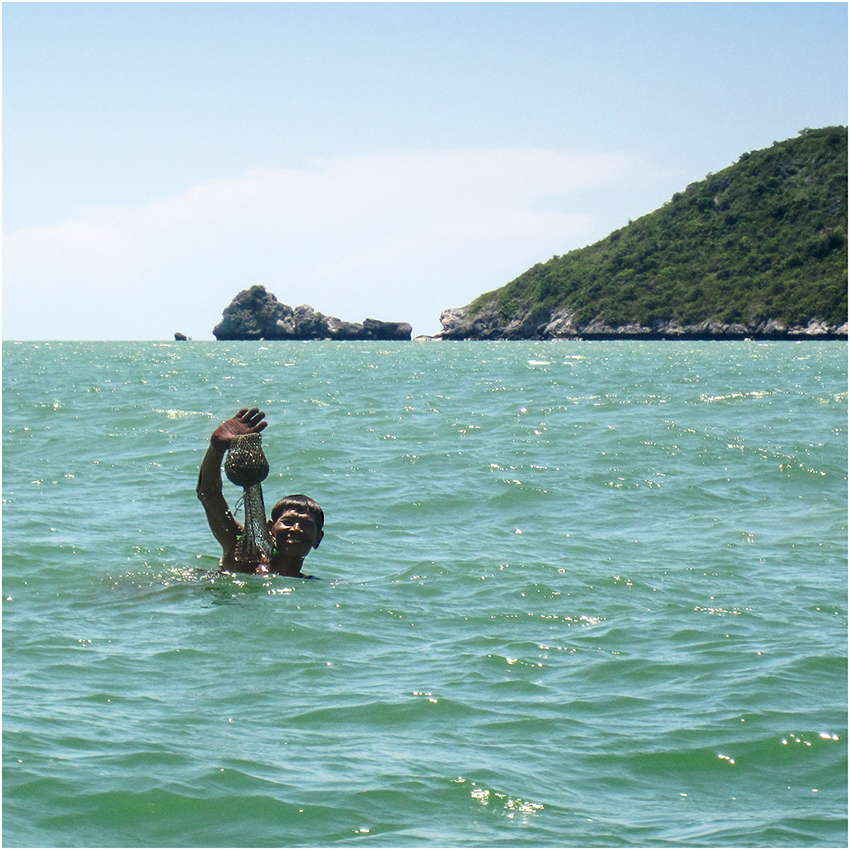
[213,286,412,341]
[438,305,848,340]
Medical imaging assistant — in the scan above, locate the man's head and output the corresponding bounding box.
[269,495,324,552]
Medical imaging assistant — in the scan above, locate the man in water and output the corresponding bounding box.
[197,408,324,577]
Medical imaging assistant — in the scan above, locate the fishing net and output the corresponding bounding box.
[225,433,274,563]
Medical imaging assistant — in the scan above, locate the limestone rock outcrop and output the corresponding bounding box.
[436,304,848,340]
[213,286,412,341]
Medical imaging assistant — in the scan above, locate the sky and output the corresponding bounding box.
[3,2,847,340]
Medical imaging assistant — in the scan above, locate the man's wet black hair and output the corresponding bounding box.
[270,495,324,529]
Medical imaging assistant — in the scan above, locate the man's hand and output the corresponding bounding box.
[211,408,268,453]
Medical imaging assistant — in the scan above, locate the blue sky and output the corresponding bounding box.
[4,2,847,340]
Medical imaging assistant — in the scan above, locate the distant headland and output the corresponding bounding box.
[436,126,847,341]
[212,285,412,341]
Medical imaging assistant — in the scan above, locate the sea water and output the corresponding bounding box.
[2,340,846,848]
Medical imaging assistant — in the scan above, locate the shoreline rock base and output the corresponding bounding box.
[436,305,848,341]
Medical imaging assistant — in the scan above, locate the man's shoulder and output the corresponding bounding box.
[219,557,263,574]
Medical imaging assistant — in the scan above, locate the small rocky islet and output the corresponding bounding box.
[212,285,412,341]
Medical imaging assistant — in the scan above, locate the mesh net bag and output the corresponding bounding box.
[225,432,269,488]
[225,433,274,563]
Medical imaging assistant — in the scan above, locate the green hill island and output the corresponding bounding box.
[438,126,847,340]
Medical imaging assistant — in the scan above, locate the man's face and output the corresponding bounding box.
[270,509,322,554]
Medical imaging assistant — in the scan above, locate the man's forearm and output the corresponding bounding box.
[197,441,241,552]
[197,442,225,501]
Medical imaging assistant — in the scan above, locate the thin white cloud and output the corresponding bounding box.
[4,148,649,339]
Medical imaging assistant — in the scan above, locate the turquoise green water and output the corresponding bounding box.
[3,340,847,847]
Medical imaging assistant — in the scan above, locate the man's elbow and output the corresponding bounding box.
[196,470,215,503]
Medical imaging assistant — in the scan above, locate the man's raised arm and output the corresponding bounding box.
[197,408,268,554]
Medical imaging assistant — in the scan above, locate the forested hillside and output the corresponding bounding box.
[440,126,847,339]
